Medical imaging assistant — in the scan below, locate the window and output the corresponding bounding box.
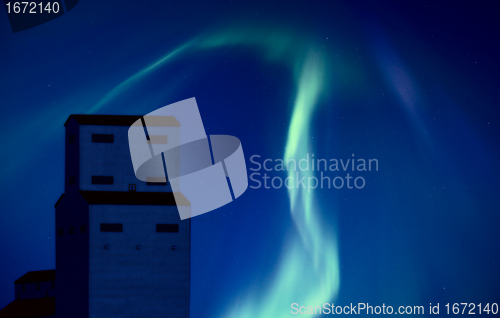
[36,283,40,291]
[156,224,179,233]
[68,134,76,143]
[92,176,113,185]
[92,134,114,143]
[147,181,167,186]
[147,177,167,186]
[57,228,64,236]
[100,223,122,232]
[147,135,168,144]
[80,225,86,234]
[68,176,75,185]
[51,281,55,289]
[69,226,75,235]
[128,184,136,192]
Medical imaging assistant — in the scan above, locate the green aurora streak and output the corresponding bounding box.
[93,26,340,317]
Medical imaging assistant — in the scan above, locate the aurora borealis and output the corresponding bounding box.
[1,1,499,317]
[89,26,340,317]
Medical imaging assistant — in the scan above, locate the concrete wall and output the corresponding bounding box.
[55,192,90,318]
[88,204,190,318]
[65,118,80,194]
[79,125,179,193]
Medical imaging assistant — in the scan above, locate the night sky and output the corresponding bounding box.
[1,0,499,316]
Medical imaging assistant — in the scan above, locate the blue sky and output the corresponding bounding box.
[1,0,499,316]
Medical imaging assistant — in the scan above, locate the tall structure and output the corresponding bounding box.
[55,115,190,318]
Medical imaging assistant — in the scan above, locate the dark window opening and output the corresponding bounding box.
[147,177,167,186]
[100,223,123,232]
[92,176,113,185]
[36,283,40,291]
[80,225,87,234]
[68,134,76,143]
[147,181,167,186]
[128,184,136,192]
[68,176,75,185]
[156,224,179,233]
[51,281,55,289]
[57,228,64,236]
[22,284,25,292]
[92,134,114,143]
[69,226,75,235]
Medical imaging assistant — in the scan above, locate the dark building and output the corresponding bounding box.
[55,115,191,318]
[0,270,55,318]
[1,115,191,318]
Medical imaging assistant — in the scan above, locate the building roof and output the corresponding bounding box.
[14,270,55,284]
[64,115,141,126]
[79,191,191,206]
[0,297,55,318]
[64,115,180,127]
